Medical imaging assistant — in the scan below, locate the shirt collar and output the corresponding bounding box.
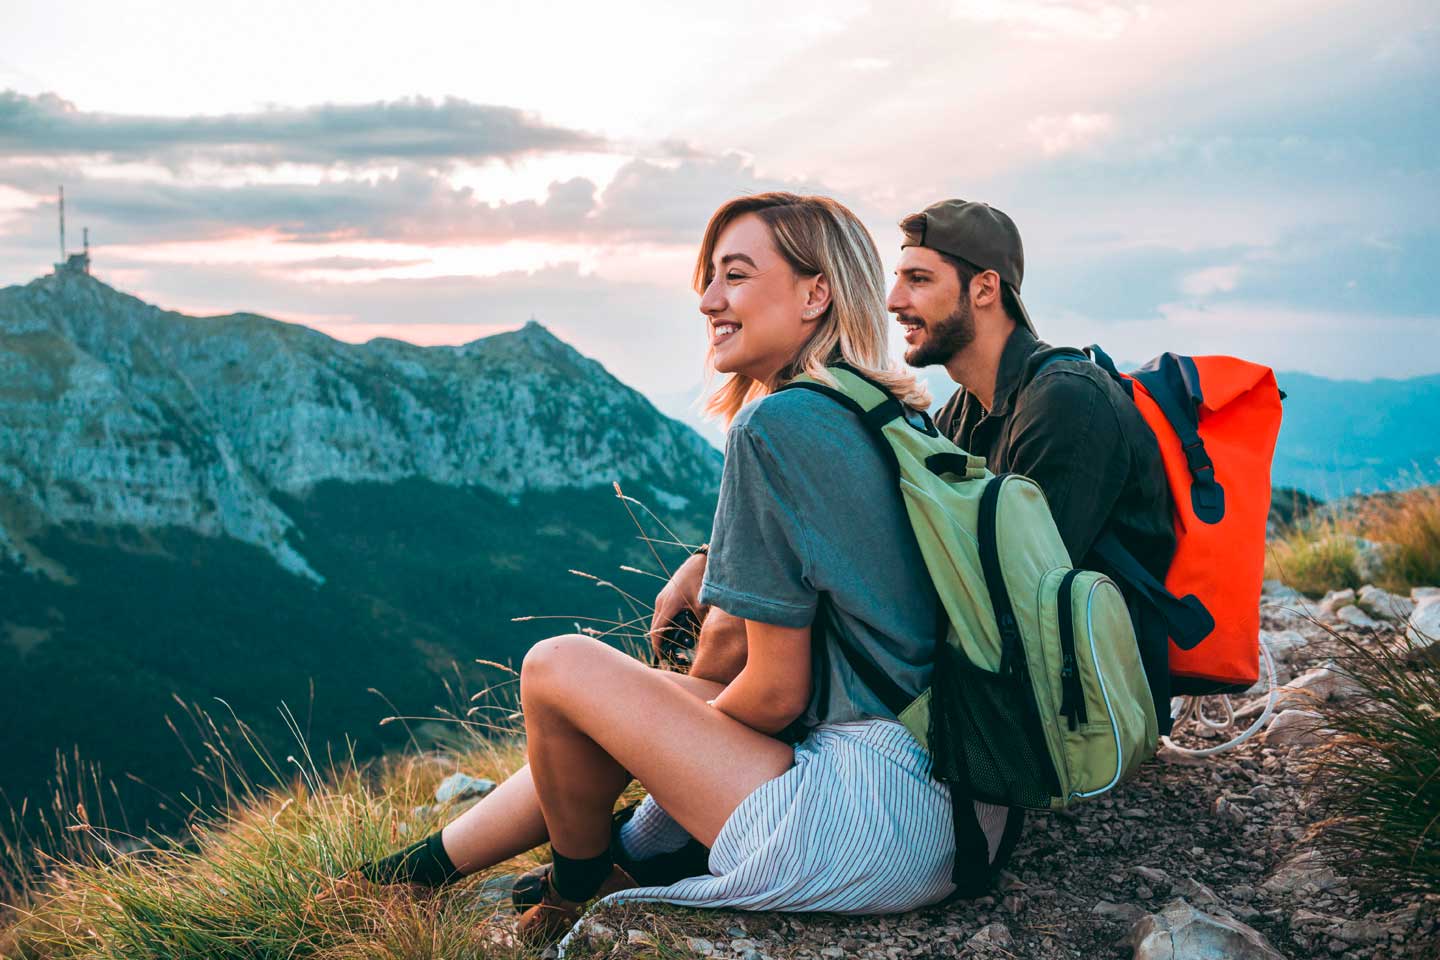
[985,323,1044,419]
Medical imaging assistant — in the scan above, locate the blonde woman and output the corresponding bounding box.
[347,193,1012,945]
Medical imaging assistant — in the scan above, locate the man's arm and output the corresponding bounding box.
[1004,372,1130,562]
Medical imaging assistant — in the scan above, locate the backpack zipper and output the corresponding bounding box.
[1072,578,1127,800]
[1056,569,1088,731]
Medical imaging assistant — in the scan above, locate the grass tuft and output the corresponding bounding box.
[1310,628,1440,893]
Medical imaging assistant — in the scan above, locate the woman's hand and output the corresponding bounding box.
[649,552,709,662]
[710,618,811,735]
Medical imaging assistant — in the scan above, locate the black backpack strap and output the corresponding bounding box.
[1092,532,1213,651]
[1128,353,1225,524]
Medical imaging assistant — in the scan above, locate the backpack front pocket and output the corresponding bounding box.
[928,641,1061,810]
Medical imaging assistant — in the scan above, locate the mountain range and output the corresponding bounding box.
[0,269,720,830]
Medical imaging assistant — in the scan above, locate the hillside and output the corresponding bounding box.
[0,269,721,832]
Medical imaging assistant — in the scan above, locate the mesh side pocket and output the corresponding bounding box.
[928,643,1059,809]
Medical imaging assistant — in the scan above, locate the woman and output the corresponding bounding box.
[348,193,1013,946]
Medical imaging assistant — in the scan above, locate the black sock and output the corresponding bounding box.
[357,830,463,887]
[550,848,614,902]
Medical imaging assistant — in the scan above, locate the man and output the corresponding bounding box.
[886,198,1176,722]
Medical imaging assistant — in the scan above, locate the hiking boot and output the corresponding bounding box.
[515,864,638,947]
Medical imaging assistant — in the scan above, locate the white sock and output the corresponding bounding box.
[618,795,692,859]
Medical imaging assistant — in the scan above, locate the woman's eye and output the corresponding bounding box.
[727,272,746,281]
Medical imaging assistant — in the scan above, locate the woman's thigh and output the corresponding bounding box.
[523,635,794,847]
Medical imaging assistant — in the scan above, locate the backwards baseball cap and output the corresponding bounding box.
[900,199,1035,336]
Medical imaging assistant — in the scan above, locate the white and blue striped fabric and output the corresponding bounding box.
[588,719,1009,922]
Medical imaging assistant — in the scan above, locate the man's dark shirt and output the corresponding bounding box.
[934,324,1176,590]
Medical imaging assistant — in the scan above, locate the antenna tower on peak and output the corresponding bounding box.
[54,186,92,276]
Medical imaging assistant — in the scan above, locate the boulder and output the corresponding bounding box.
[1408,595,1440,652]
[1236,662,1358,721]
[1258,628,1309,661]
[1413,586,1440,601]
[1262,849,1344,897]
[1127,898,1285,960]
[1336,604,1381,629]
[1319,588,1356,614]
[1262,708,1327,747]
[1356,584,1415,621]
[1260,580,1305,603]
[434,772,497,804]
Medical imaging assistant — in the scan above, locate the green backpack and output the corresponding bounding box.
[780,365,1159,889]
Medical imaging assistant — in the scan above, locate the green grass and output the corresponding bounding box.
[1311,628,1440,893]
[1266,484,1440,596]
[0,708,549,960]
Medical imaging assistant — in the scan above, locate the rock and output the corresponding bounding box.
[1337,604,1381,629]
[686,937,715,956]
[1262,708,1326,747]
[626,928,654,946]
[1260,580,1304,602]
[1413,586,1440,601]
[1408,597,1440,651]
[1353,539,1392,583]
[434,773,496,804]
[1093,900,1147,923]
[575,919,616,942]
[1127,898,1286,959]
[1134,866,1171,887]
[1356,584,1415,621]
[1173,877,1224,907]
[1320,588,1356,614]
[1262,850,1344,897]
[1285,662,1361,702]
[1259,628,1309,660]
[964,922,1013,951]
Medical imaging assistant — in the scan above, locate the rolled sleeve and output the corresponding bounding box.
[698,421,818,628]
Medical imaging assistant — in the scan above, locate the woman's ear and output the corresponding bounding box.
[801,274,832,323]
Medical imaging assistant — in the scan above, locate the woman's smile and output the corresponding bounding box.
[712,321,741,347]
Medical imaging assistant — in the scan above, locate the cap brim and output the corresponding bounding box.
[1008,283,1037,336]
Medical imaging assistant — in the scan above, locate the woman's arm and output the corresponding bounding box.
[708,617,811,734]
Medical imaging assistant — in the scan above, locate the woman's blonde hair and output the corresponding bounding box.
[695,192,931,426]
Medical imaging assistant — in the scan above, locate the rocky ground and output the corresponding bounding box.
[519,582,1438,960]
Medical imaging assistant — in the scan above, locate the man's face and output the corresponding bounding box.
[887,245,974,367]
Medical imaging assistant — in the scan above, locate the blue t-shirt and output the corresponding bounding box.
[698,387,941,729]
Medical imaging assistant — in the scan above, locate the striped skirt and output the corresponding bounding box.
[588,718,1008,918]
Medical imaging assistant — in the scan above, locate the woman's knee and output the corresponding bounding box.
[520,633,607,703]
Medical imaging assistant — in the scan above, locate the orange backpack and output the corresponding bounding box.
[1085,347,1285,694]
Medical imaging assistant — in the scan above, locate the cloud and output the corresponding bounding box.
[0,149,819,250]
[948,0,1149,40]
[1027,112,1117,155]
[1179,264,1241,297]
[0,90,604,167]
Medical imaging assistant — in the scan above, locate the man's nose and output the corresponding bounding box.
[885,281,906,314]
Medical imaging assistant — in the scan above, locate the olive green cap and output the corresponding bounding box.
[901,199,1035,335]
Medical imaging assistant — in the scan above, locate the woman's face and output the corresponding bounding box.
[700,213,825,383]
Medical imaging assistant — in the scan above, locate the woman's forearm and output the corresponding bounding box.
[710,663,808,734]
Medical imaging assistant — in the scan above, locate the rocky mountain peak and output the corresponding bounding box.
[0,273,721,582]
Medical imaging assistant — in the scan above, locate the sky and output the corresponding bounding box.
[1,0,1436,397]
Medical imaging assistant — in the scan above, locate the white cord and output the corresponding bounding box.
[1159,633,1278,758]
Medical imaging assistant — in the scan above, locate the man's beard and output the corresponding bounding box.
[903,299,975,367]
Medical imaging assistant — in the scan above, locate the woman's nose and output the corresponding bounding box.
[699,277,727,316]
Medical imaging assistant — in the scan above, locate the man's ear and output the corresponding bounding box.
[802,274,832,322]
[971,269,1002,310]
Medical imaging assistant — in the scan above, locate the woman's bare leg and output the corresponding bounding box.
[521,634,794,855]
[438,668,727,871]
